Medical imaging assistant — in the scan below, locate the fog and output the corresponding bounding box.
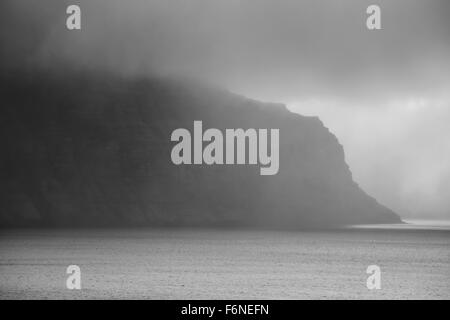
[2,0,449,219]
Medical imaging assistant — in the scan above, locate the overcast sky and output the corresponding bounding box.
[3,0,450,219]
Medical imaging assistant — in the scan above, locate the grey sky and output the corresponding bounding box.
[3,0,450,219]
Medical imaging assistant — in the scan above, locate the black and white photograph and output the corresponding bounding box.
[0,0,449,304]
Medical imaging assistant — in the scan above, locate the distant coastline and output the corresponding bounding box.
[349,219,450,231]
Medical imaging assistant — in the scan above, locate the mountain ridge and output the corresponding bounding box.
[0,69,402,228]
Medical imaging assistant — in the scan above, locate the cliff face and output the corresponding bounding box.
[0,70,401,228]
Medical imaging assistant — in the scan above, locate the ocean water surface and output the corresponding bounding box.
[0,221,449,299]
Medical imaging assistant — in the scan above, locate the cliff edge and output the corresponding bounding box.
[0,70,402,228]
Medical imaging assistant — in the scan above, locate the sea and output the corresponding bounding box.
[0,220,449,299]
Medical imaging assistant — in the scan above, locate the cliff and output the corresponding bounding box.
[0,69,401,228]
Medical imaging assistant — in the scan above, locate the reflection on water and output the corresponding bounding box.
[351,219,450,231]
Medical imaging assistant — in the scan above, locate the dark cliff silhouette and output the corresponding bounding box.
[0,69,401,228]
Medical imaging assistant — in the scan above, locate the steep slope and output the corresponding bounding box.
[0,69,401,228]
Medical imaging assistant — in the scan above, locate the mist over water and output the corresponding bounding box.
[1,1,450,301]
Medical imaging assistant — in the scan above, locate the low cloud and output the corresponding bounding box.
[2,0,449,219]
